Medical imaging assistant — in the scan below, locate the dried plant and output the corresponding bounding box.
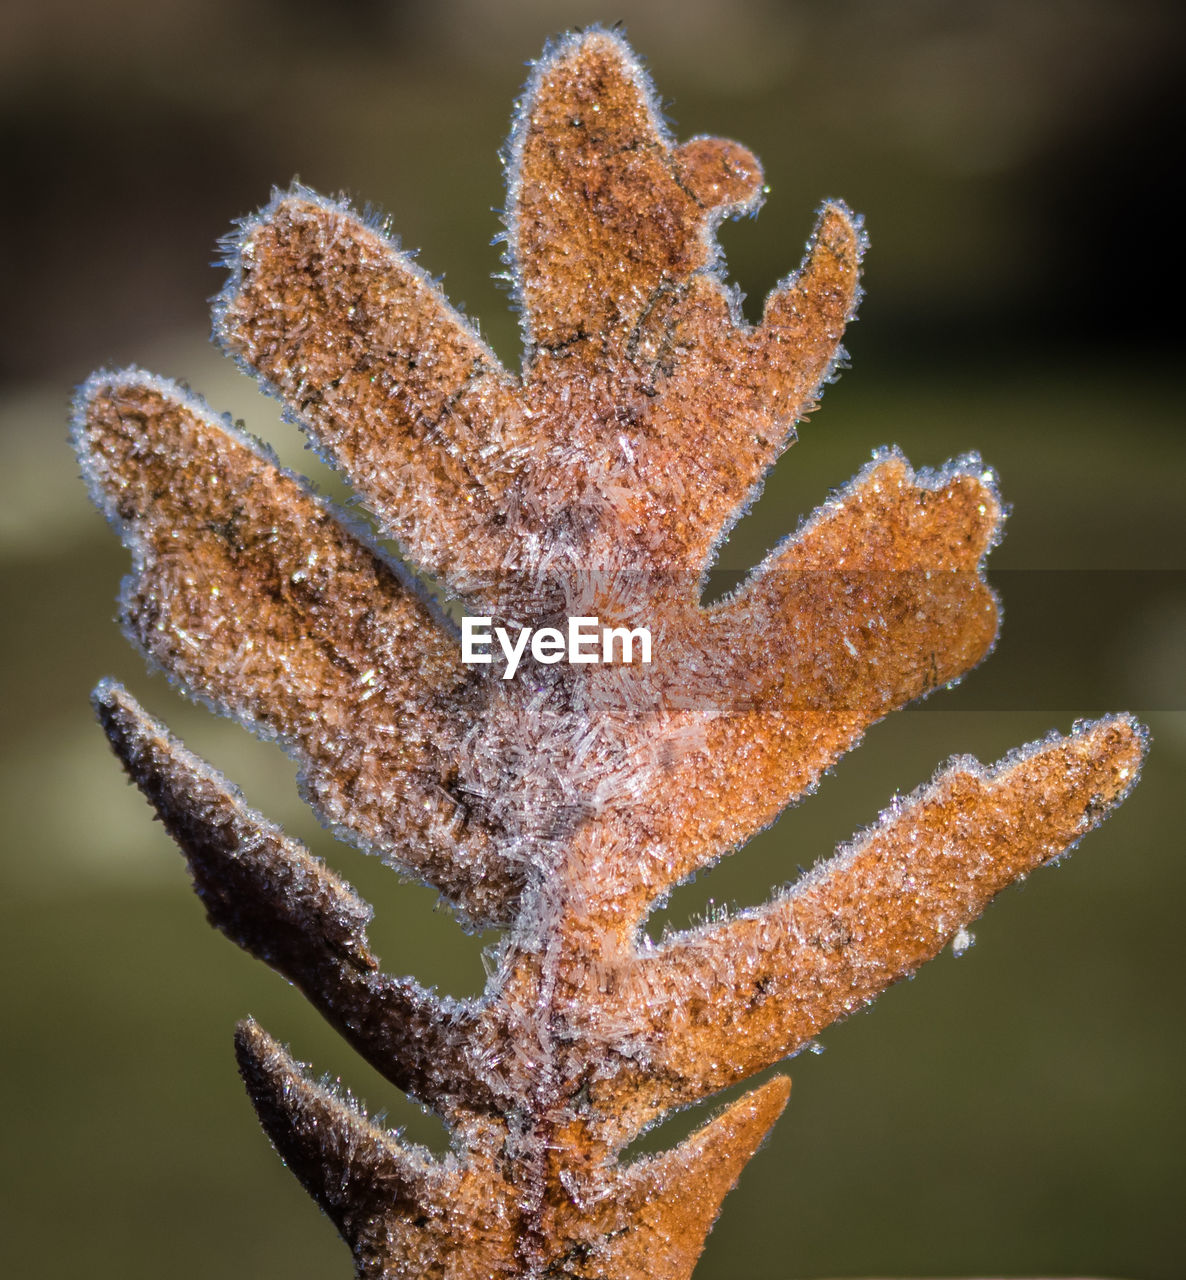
[74,28,1146,1280]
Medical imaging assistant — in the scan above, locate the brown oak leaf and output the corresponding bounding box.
[75,28,1146,1280]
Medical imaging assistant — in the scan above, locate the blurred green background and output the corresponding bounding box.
[2,1,1183,1276]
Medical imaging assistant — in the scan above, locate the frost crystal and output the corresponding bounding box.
[75,29,1146,1280]
[953,925,975,956]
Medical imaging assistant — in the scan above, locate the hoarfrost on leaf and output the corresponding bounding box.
[76,26,1146,1280]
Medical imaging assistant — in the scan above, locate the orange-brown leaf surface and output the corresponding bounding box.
[76,27,1146,1280]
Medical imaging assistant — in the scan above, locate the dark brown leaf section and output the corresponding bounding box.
[95,681,491,1116]
[234,1021,444,1259]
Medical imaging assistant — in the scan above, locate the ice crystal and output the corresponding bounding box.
[75,28,1146,1280]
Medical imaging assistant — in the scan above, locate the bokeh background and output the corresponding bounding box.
[2,1,1183,1276]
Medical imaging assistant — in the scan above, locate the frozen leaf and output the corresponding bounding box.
[77,26,1147,1280]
